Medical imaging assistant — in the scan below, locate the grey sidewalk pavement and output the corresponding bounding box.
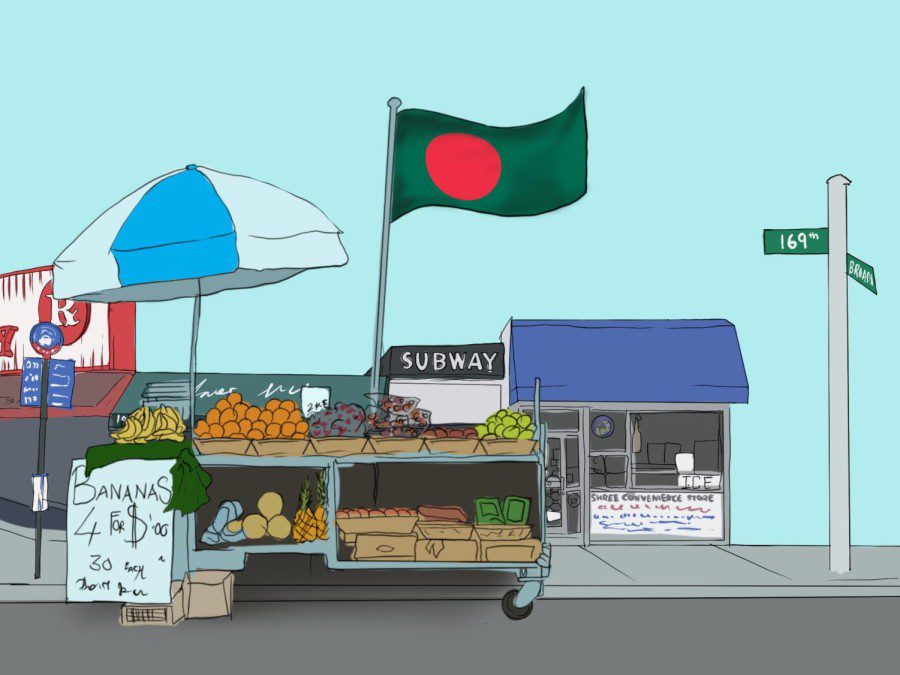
[3,523,899,602]
[543,544,900,598]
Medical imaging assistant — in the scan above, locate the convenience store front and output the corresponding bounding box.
[500,319,749,545]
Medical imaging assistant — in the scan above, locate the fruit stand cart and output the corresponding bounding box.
[182,380,551,620]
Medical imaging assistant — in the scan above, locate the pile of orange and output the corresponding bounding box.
[194,392,309,440]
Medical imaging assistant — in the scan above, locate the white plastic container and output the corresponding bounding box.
[675,453,695,474]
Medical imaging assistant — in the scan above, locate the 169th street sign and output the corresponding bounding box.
[763,228,877,294]
[763,228,829,254]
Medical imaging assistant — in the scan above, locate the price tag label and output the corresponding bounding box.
[301,386,330,418]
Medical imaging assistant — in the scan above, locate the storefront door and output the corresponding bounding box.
[545,433,581,539]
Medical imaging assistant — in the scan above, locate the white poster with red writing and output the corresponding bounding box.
[0,266,134,373]
[590,490,724,539]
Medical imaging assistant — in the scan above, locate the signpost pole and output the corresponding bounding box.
[34,355,50,579]
[827,174,851,573]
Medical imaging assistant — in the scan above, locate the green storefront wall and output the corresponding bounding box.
[111,372,385,427]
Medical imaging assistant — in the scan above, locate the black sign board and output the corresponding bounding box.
[379,343,505,380]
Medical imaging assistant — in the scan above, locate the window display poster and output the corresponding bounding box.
[67,459,175,603]
[590,491,723,538]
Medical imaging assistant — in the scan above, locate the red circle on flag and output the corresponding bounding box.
[425,133,502,201]
[37,280,91,345]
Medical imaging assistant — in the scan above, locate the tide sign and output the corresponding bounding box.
[763,228,829,255]
[847,254,877,294]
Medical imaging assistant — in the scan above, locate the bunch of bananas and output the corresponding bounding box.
[111,406,187,444]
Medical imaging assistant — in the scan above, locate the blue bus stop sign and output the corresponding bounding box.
[29,322,64,358]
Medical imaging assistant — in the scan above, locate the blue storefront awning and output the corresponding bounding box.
[507,319,749,405]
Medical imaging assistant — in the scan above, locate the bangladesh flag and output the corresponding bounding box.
[390,89,587,221]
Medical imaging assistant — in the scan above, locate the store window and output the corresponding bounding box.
[589,410,628,489]
[630,412,722,489]
[521,408,579,432]
[590,454,628,489]
[588,411,626,451]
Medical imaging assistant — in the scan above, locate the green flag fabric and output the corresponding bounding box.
[390,89,587,221]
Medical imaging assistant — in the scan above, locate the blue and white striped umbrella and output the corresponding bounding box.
[52,164,349,428]
[53,164,348,302]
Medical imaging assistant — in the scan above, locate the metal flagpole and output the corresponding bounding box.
[370,97,402,394]
[827,174,851,573]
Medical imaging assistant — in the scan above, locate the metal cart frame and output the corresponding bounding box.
[182,379,551,619]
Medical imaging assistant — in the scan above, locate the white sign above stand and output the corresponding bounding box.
[300,385,330,418]
[67,459,175,603]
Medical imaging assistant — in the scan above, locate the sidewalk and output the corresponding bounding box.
[544,544,900,598]
[0,521,67,602]
[3,522,900,602]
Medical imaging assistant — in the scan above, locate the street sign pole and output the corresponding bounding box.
[827,174,851,573]
[25,322,64,580]
[34,355,49,579]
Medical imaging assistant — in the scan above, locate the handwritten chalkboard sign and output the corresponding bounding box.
[66,459,175,603]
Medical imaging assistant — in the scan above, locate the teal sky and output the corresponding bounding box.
[1,1,897,544]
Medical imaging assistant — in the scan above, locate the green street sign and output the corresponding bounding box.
[763,228,829,254]
[847,253,877,294]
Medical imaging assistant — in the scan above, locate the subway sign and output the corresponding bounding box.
[379,343,505,380]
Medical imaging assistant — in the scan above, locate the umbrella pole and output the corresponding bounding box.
[189,292,201,439]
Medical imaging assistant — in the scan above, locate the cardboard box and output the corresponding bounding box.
[480,439,537,456]
[422,438,485,455]
[473,524,531,541]
[120,581,184,627]
[367,437,425,454]
[415,539,478,562]
[309,437,372,456]
[194,438,252,455]
[478,538,542,563]
[250,438,309,457]
[336,515,419,540]
[183,571,234,619]
[352,533,417,560]
[415,521,473,540]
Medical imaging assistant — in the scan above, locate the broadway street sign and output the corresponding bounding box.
[847,254,877,294]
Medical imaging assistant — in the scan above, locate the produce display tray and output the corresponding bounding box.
[195,452,540,467]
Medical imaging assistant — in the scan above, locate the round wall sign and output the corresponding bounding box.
[591,414,615,439]
[30,322,64,358]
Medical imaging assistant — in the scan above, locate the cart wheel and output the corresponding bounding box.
[501,589,533,620]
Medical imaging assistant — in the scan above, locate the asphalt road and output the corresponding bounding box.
[0,597,893,674]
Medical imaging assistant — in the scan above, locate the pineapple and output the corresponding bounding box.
[315,471,328,540]
[292,478,317,543]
